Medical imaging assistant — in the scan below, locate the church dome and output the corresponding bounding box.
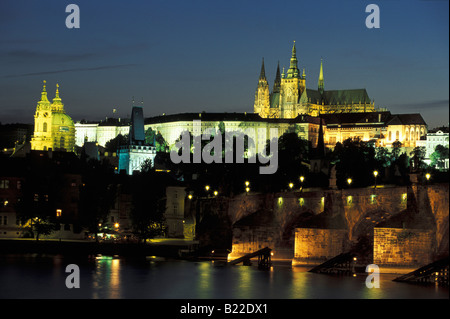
[51,112,74,127]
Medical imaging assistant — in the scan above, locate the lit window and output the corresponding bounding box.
[0,180,9,189]
[56,209,62,217]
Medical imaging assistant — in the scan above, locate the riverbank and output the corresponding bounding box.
[0,238,199,259]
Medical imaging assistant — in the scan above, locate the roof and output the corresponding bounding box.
[321,112,427,127]
[321,111,391,126]
[386,113,427,126]
[144,112,319,125]
[323,89,370,105]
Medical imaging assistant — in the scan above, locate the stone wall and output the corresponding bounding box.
[292,228,348,266]
[229,225,277,257]
[373,227,435,267]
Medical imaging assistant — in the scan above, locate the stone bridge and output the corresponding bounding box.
[214,183,449,267]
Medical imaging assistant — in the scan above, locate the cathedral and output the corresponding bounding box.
[30,81,75,152]
[254,41,375,118]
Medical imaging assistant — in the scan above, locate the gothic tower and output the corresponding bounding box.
[279,41,306,118]
[253,58,270,118]
[318,59,324,95]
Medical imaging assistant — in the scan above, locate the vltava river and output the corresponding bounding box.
[0,254,447,299]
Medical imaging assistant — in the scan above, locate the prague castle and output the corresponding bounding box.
[22,42,427,163]
[30,81,75,152]
[254,41,375,118]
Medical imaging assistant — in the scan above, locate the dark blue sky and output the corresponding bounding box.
[0,0,448,128]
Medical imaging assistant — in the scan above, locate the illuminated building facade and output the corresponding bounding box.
[144,112,322,152]
[75,118,129,148]
[254,42,376,119]
[321,112,427,148]
[30,81,75,152]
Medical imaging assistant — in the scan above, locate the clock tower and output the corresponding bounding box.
[31,80,54,151]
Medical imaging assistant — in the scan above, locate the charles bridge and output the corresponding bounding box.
[189,182,449,268]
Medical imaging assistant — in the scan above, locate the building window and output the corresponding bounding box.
[0,180,10,189]
[396,131,399,140]
[3,216,7,226]
[43,122,47,132]
[389,131,392,141]
[56,209,62,217]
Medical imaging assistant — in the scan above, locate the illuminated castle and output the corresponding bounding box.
[254,41,375,118]
[30,81,75,152]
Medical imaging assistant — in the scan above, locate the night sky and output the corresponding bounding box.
[0,0,448,128]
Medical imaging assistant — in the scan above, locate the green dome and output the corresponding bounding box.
[51,112,74,127]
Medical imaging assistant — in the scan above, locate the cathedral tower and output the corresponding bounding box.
[279,41,306,118]
[253,58,271,118]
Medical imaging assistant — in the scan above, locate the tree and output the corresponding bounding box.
[15,158,65,240]
[129,170,167,242]
[145,127,169,152]
[391,140,403,160]
[22,217,57,241]
[375,147,391,168]
[105,134,128,154]
[261,132,310,191]
[78,159,117,241]
[409,146,426,171]
[331,137,377,188]
[430,145,449,170]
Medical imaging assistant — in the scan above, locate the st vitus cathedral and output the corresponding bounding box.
[254,41,376,118]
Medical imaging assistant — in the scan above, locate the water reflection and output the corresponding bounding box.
[0,254,448,299]
[92,256,121,298]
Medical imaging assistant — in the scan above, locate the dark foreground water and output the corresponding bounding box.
[0,254,448,299]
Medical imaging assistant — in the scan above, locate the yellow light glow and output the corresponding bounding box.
[299,176,304,182]
[114,223,119,228]
[425,173,431,180]
[347,178,352,185]
[245,181,250,187]
[188,194,193,199]
[373,170,378,177]
[213,191,218,196]
[56,209,62,217]
[245,187,250,193]
[289,182,294,189]
[205,185,210,191]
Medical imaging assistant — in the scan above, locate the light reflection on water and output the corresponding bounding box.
[0,254,448,299]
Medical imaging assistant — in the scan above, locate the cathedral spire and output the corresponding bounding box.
[273,61,281,93]
[259,58,266,81]
[318,58,324,95]
[287,41,300,79]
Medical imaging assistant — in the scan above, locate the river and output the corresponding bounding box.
[0,254,448,299]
